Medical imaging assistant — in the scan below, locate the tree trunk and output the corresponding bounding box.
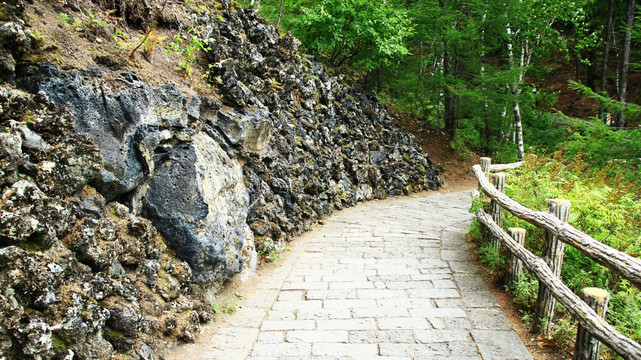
[587,47,598,90]
[513,42,526,161]
[276,0,284,29]
[506,22,525,160]
[617,0,636,128]
[513,95,524,161]
[601,0,614,93]
[444,50,457,141]
[600,0,615,119]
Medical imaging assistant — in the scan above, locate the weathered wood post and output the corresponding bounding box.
[490,173,506,250]
[478,157,492,242]
[533,199,572,334]
[574,288,610,360]
[479,157,491,176]
[505,227,526,288]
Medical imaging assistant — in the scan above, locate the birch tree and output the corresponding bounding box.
[500,0,581,160]
[618,0,637,128]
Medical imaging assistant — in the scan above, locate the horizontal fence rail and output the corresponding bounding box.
[473,164,641,290]
[473,158,641,360]
[488,161,524,172]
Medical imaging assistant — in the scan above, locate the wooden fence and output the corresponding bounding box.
[473,157,641,360]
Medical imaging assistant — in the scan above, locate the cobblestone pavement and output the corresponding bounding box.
[168,191,533,360]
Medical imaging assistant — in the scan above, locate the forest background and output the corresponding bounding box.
[240,1,641,358]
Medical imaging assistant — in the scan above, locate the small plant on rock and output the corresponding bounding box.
[57,12,71,25]
[167,25,212,78]
[222,300,238,314]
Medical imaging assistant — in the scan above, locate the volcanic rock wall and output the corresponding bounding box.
[0,1,442,359]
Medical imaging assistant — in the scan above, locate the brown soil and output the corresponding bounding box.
[25,1,218,98]
[391,110,480,192]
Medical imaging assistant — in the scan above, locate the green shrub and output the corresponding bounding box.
[499,152,641,349]
[475,244,505,272]
[511,272,538,307]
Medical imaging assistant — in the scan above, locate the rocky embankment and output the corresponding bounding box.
[0,1,441,359]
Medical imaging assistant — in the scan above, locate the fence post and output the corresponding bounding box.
[574,288,610,360]
[533,198,572,334]
[505,227,526,288]
[480,157,491,174]
[490,173,506,250]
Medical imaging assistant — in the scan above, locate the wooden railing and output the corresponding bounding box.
[473,157,641,360]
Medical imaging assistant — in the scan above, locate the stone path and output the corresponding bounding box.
[165,191,533,360]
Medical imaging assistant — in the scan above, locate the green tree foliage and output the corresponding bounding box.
[250,0,640,159]
[291,0,414,71]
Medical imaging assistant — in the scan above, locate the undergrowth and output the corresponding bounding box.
[469,123,641,358]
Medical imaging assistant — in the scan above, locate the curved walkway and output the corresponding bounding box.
[166,191,533,360]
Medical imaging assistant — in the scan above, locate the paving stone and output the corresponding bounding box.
[261,320,316,331]
[378,317,430,330]
[306,289,357,300]
[357,289,407,299]
[286,330,348,343]
[385,281,434,290]
[413,329,470,343]
[257,331,285,344]
[329,281,374,289]
[352,306,409,318]
[434,298,464,308]
[323,299,377,309]
[349,330,414,344]
[311,343,379,356]
[454,273,492,291]
[323,275,369,282]
[471,330,534,360]
[441,249,473,261]
[251,343,312,357]
[442,317,473,330]
[448,341,480,357]
[267,308,302,321]
[278,290,305,301]
[468,308,513,330]
[282,281,328,290]
[271,300,323,310]
[461,290,500,308]
[432,279,457,288]
[409,273,452,281]
[407,288,460,299]
[296,308,352,320]
[379,343,433,357]
[409,307,467,318]
[447,261,481,274]
[316,318,376,330]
